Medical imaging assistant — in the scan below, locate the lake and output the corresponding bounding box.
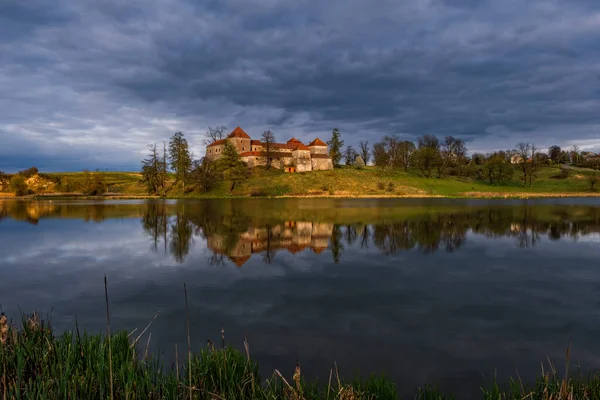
[1,198,600,397]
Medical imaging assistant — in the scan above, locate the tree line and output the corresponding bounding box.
[330,131,599,188]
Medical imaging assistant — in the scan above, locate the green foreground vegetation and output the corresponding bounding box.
[1,313,600,399]
[1,165,600,199]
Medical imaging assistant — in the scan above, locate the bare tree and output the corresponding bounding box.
[261,129,276,169]
[516,142,540,187]
[441,136,467,169]
[344,145,358,166]
[372,142,390,170]
[358,141,370,165]
[589,165,599,191]
[417,134,440,150]
[571,144,581,164]
[516,142,531,186]
[383,135,401,167]
[398,141,416,171]
[161,142,168,195]
[204,125,227,145]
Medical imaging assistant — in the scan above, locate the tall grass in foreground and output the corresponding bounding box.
[1,313,600,399]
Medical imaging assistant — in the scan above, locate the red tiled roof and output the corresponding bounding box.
[288,244,309,254]
[293,143,310,151]
[240,151,263,157]
[229,255,251,267]
[207,139,227,147]
[227,126,251,139]
[311,246,327,254]
[311,154,331,159]
[251,140,262,145]
[308,138,327,146]
[287,137,301,144]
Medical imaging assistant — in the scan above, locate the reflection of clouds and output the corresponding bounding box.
[577,233,600,243]
[3,201,600,400]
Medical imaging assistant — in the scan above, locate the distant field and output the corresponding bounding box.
[1,166,598,199]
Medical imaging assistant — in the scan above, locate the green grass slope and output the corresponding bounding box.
[1,166,598,199]
[188,166,599,198]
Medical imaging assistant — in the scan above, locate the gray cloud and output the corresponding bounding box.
[1,0,599,171]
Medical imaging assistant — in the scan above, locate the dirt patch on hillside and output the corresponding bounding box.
[26,175,57,193]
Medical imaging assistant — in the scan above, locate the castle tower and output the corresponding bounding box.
[308,138,334,170]
[291,142,312,172]
[307,138,328,155]
[227,126,251,153]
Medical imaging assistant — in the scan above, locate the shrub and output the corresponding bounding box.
[377,181,385,190]
[354,155,366,169]
[321,184,329,192]
[589,170,599,191]
[18,166,39,178]
[557,166,572,179]
[328,188,335,195]
[0,170,7,186]
[57,177,74,193]
[82,171,107,195]
[250,190,267,197]
[9,175,29,196]
[387,182,395,192]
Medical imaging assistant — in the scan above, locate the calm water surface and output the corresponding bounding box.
[1,198,600,397]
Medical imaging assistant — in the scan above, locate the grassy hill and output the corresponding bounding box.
[1,166,599,199]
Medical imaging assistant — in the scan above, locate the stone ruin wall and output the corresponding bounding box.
[311,158,334,171]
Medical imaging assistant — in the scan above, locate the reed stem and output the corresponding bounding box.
[184,283,192,400]
[104,274,114,400]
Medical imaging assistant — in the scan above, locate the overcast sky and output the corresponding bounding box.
[1,0,599,171]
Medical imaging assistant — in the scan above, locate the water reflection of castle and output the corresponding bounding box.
[206,221,334,266]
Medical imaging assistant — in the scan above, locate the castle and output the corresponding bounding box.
[205,127,334,172]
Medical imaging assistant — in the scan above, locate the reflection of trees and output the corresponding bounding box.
[135,201,600,264]
[169,209,193,263]
[141,202,168,252]
[360,225,370,248]
[7,199,596,265]
[141,202,193,263]
[330,225,344,263]
[373,221,415,254]
[262,224,276,264]
[344,224,357,246]
[369,206,600,255]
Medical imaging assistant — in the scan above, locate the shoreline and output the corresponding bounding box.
[2,191,600,200]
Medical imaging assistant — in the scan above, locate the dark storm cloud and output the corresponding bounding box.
[1,0,599,171]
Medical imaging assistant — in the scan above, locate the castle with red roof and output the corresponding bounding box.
[205,127,333,172]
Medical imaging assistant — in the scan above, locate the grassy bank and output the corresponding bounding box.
[1,166,600,199]
[1,313,600,399]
